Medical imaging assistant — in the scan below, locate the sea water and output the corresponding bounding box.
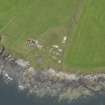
[0,82,105,105]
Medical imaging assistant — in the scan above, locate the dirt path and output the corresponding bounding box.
[62,0,87,70]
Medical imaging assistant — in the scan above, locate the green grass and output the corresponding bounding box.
[1,0,105,72]
[65,0,105,71]
[0,0,81,70]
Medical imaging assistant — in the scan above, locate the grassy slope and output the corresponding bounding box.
[65,0,105,71]
[0,0,81,69]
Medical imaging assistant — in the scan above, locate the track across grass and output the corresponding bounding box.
[1,0,104,73]
[65,0,105,72]
[0,0,82,70]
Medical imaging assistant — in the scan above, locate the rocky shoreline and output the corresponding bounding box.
[0,47,105,102]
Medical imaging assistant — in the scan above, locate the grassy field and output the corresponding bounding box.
[0,0,82,70]
[1,0,105,72]
[65,0,105,72]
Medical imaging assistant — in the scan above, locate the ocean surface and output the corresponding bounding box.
[0,82,105,105]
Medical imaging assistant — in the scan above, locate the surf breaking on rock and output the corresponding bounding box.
[0,47,105,101]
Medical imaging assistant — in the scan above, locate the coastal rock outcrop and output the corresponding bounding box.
[0,47,105,102]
